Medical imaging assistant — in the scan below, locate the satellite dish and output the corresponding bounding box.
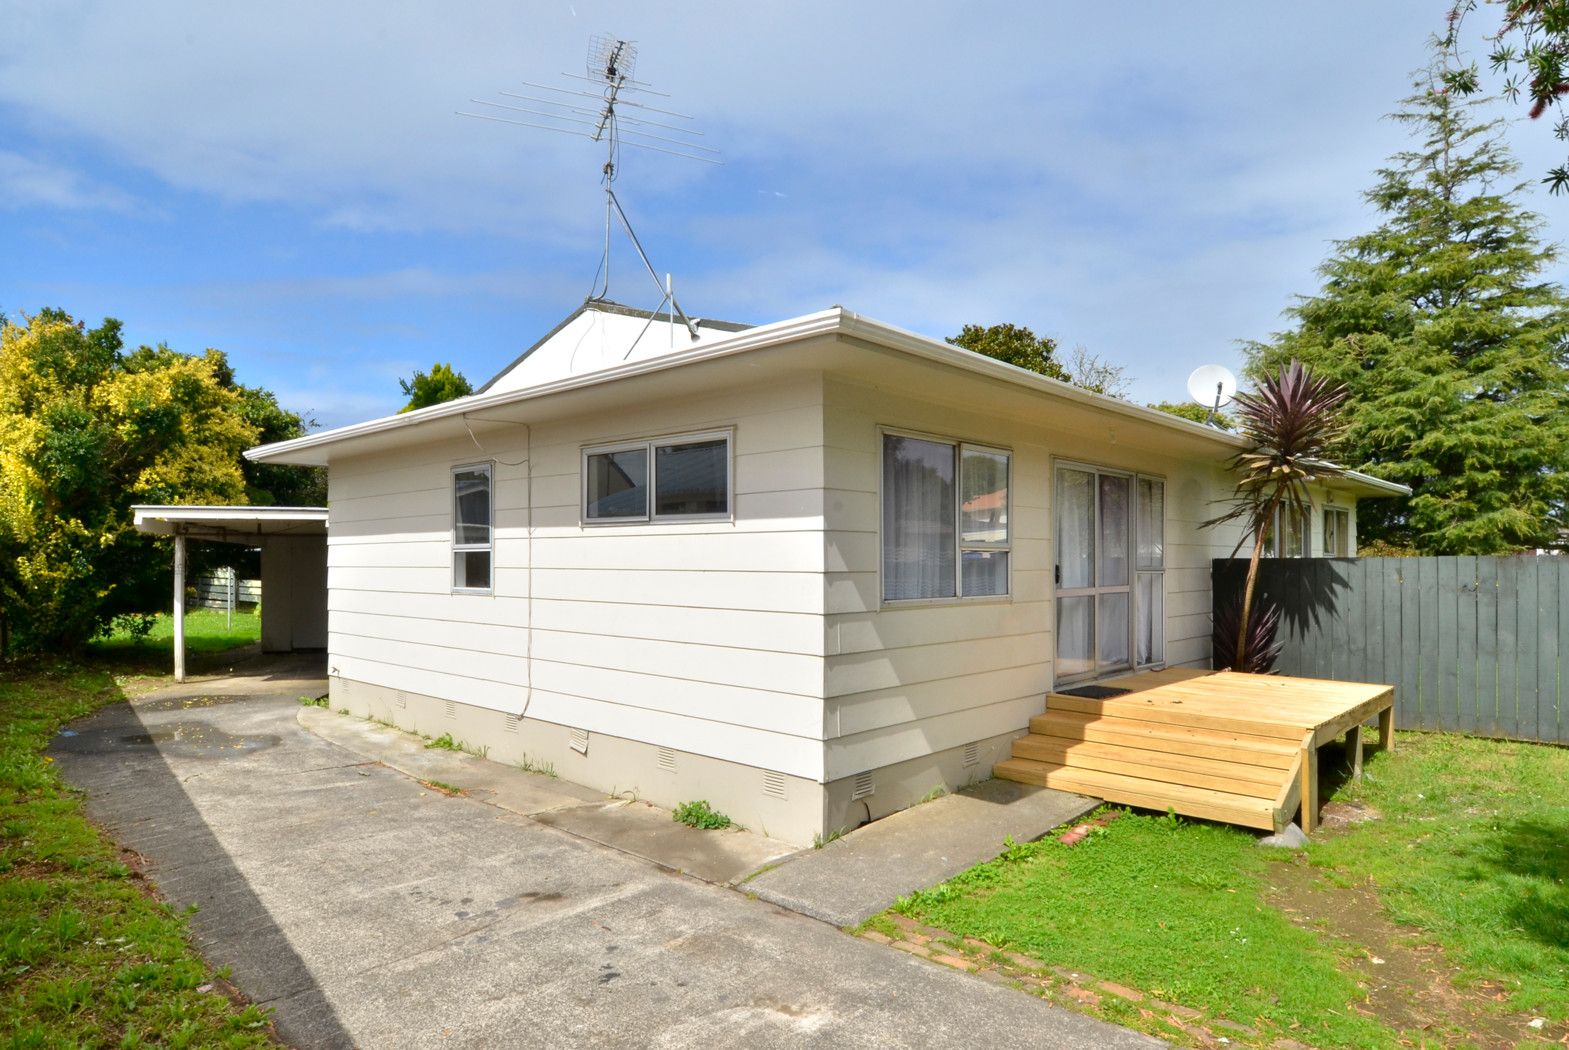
[1186,364,1237,424]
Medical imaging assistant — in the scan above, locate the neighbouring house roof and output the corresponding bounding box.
[247,305,1410,501]
[132,505,328,544]
[475,299,752,395]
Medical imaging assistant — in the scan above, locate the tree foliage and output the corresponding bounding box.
[399,362,472,412]
[1246,74,1569,554]
[947,324,1130,396]
[1443,0,1569,192]
[0,309,314,654]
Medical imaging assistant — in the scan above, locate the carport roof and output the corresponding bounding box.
[132,505,327,544]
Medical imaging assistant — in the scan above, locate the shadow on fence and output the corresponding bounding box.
[1213,556,1568,745]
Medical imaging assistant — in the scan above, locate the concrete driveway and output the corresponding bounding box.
[52,659,1159,1049]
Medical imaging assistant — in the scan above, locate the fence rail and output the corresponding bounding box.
[1213,556,1567,745]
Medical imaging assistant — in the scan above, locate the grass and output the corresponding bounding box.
[89,609,261,662]
[0,661,278,1047]
[672,799,732,830]
[895,810,1391,1048]
[423,732,461,752]
[418,780,465,797]
[886,733,1569,1048]
[1309,733,1569,1020]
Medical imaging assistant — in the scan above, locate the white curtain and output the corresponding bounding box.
[882,436,955,600]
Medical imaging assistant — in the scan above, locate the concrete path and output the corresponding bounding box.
[300,706,799,887]
[52,660,1159,1049]
[746,779,1099,927]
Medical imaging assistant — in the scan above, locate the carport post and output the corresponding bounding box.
[173,533,187,683]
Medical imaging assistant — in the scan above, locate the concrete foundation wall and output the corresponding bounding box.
[331,676,827,846]
[823,729,1022,838]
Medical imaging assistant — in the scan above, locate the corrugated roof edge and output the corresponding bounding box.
[471,298,754,395]
[247,305,1411,499]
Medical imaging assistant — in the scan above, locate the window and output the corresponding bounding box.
[1263,505,1311,558]
[882,433,1010,601]
[583,432,730,522]
[452,464,492,591]
[1323,507,1350,556]
[1056,465,1164,680]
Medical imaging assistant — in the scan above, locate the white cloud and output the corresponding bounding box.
[0,150,143,213]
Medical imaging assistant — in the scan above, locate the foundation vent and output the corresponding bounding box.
[657,746,677,772]
[443,699,456,720]
[963,742,980,768]
[851,771,875,801]
[569,728,589,755]
[504,714,521,734]
[394,691,407,710]
[762,770,787,800]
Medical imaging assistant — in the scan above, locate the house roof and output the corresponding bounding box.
[475,299,752,395]
[247,306,1409,500]
[132,505,328,544]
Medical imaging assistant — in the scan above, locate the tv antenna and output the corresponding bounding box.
[458,34,719,341]
[1186,364,1237,426]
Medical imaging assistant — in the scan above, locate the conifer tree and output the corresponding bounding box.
[1248,68,1569,553]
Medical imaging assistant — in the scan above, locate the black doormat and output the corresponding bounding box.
[1057,684,1133,700]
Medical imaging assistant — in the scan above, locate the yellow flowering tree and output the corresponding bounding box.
[0,310,259,654]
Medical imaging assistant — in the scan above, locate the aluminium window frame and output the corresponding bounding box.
[451,460,495,595]
[878,426,1013,607]
[1052,459,1167,683]
[580,428,735,526]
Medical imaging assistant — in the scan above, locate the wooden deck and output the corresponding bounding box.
[993,668,1395,833]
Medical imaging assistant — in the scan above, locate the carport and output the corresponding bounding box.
[132,505,328,681]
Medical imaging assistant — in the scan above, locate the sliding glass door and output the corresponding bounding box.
[1056,465,1164,682]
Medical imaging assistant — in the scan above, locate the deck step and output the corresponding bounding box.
[1010,736,1282,797]
[993,757,1278,831]
[1046,692,1307,741]
[1028,710,1299,767]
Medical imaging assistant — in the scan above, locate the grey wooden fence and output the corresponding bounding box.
[1213,556,1568,744]
[189,571,261,611]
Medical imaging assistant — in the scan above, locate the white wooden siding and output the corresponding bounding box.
[819,377,1249,776]
[326,375,830,780]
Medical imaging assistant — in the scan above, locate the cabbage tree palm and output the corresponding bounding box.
[1206,361,1349,671]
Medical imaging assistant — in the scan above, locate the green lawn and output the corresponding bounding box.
[1311,733,1569,1022]
[1,624,278,1047]
[90,609,261,660]
[887,733,1569,1048]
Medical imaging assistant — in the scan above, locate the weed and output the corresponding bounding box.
[812,826,850,849]
[917,784,947,805]
[672,799,732,830]
[515,755,557,778]
[296,695,328,709]
[418,779,464,796]
[424,733,461,752]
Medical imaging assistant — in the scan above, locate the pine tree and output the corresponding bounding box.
[1248,69,1569,553]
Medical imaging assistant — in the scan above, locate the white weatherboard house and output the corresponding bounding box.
[247,301,1404,846]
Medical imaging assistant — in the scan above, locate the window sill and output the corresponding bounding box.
[878,594,1014,611]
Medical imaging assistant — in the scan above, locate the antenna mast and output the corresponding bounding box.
[459,33,718,341]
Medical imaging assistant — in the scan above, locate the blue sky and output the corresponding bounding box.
[3,2,1566,428]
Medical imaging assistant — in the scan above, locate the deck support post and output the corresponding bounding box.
[1378,704,1395,753]
[1298,733,1318,834]
[1346,725,1364,779]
